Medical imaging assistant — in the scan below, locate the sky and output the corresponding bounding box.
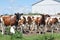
[0,0,60,15]
[0,0,41,15]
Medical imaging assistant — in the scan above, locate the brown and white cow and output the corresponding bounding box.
[45,16,58,34]
[0,13,23,34]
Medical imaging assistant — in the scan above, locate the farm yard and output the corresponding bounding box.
[0,0,60,40]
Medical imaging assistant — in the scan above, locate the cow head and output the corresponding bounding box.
[15,13,23,21]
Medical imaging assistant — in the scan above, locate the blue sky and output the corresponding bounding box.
[0,0,60,15]
[0,0,41,15]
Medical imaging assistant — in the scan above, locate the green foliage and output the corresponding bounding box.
[10,31,23,40]
[5,27,10,35]
[0,32,60,40]
[14,31,23,39]
[43,34,54,40]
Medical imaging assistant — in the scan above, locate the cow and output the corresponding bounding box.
[33,14,46,34]
[45,15,58,34]
[0,13,23,34]
[18,16,29,33]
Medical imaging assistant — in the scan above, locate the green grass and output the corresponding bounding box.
[0,33,60,40]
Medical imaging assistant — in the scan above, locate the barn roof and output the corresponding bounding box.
[32,0,43,6]
[32,0,60,6]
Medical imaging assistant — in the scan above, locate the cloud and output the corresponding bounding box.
[10,0,15,3]
[0,6,31,15]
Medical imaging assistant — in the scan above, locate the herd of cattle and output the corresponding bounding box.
[0,13,60,35]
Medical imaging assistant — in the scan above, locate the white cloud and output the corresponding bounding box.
[10,0,15,3]
[0,6,31,15]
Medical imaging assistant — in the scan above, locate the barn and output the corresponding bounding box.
[32,0,60,15]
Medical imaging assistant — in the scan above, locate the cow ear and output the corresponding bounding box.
[15,13,17,15]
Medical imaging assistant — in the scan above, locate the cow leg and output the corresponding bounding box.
[32,22,37,33]
[30,24,34,33]
[51,24,54,34]
[39,25,45,34]
[1,23,5,35]
[21,24,26,34]
[29,24,31,33]
[39,25,42,34]
[56,23,59,32]
[25,23,29,33]
[34,24,37,33]
[37,24,40,34]
[22,24,28,34]
[44,24,48,33]
[15,25,18,30]
[18,24,23,33]
[51,24,58,33]
[53,23,59,33]
[20,25,23,33]
[28,24,31,33]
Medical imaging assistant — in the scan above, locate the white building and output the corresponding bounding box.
[32,0,60,15]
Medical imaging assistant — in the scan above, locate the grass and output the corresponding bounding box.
[0,32,60,40]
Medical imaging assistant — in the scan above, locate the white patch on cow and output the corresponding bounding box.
[11,16,14,19]
[58,17,60,22]
[48,18,52,24]
[50,18,52,21]
[45,18,48,23]
[0,16,5,35]
[10,26,15,34]
[45,17,49,23]
[22,24,24,27]
[20,16,23,19]
[0,17,3,23]
[0,17,5,24]
[25,16,28,21]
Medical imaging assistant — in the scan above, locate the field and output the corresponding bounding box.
[0,32,60,40]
